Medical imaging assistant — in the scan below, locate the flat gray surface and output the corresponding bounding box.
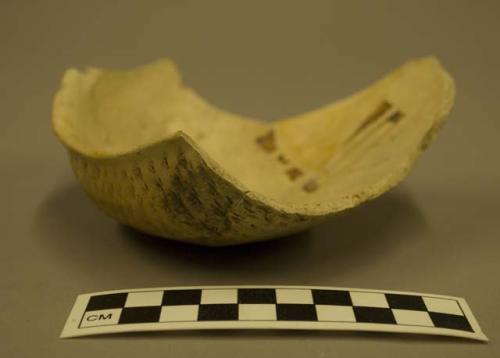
[1,1,499,357]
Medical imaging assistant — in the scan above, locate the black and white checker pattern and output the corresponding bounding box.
[79,287,474,333]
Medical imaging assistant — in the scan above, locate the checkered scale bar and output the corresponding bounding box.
[61,286,487,340]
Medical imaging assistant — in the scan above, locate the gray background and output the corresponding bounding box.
[1,0,499,357]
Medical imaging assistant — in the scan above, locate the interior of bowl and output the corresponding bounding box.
[53,58,454,210]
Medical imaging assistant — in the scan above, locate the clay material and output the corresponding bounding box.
[52,57,455,246]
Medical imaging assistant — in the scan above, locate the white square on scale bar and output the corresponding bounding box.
[350,292,389,308]
[125,291,163,307]
[316,305,356,322]
[393,309,434,327]
[201,289,238,304]
[275,289,313,304]
[239,304,277,321]
[423,297,462,315]
[160,305,199,322]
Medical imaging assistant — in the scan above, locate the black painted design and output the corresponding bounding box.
[351,100,392,139]
[387,111,403,123]
[286,167,303,181]
[255,130,276,152]
[303,179,318,193]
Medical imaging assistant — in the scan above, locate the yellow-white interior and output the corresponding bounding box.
[53,58,454,209]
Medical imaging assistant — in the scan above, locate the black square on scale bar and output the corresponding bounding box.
[429,312,473,332]
[312,289,352,306]
[198,304,239,321]
[276,304,318,321]
[353,307,396,324]
[86,293,128,311]
[162,289,202,306]
[238,288,277,304]
[385,294,426,311]
[119,307,162,324]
